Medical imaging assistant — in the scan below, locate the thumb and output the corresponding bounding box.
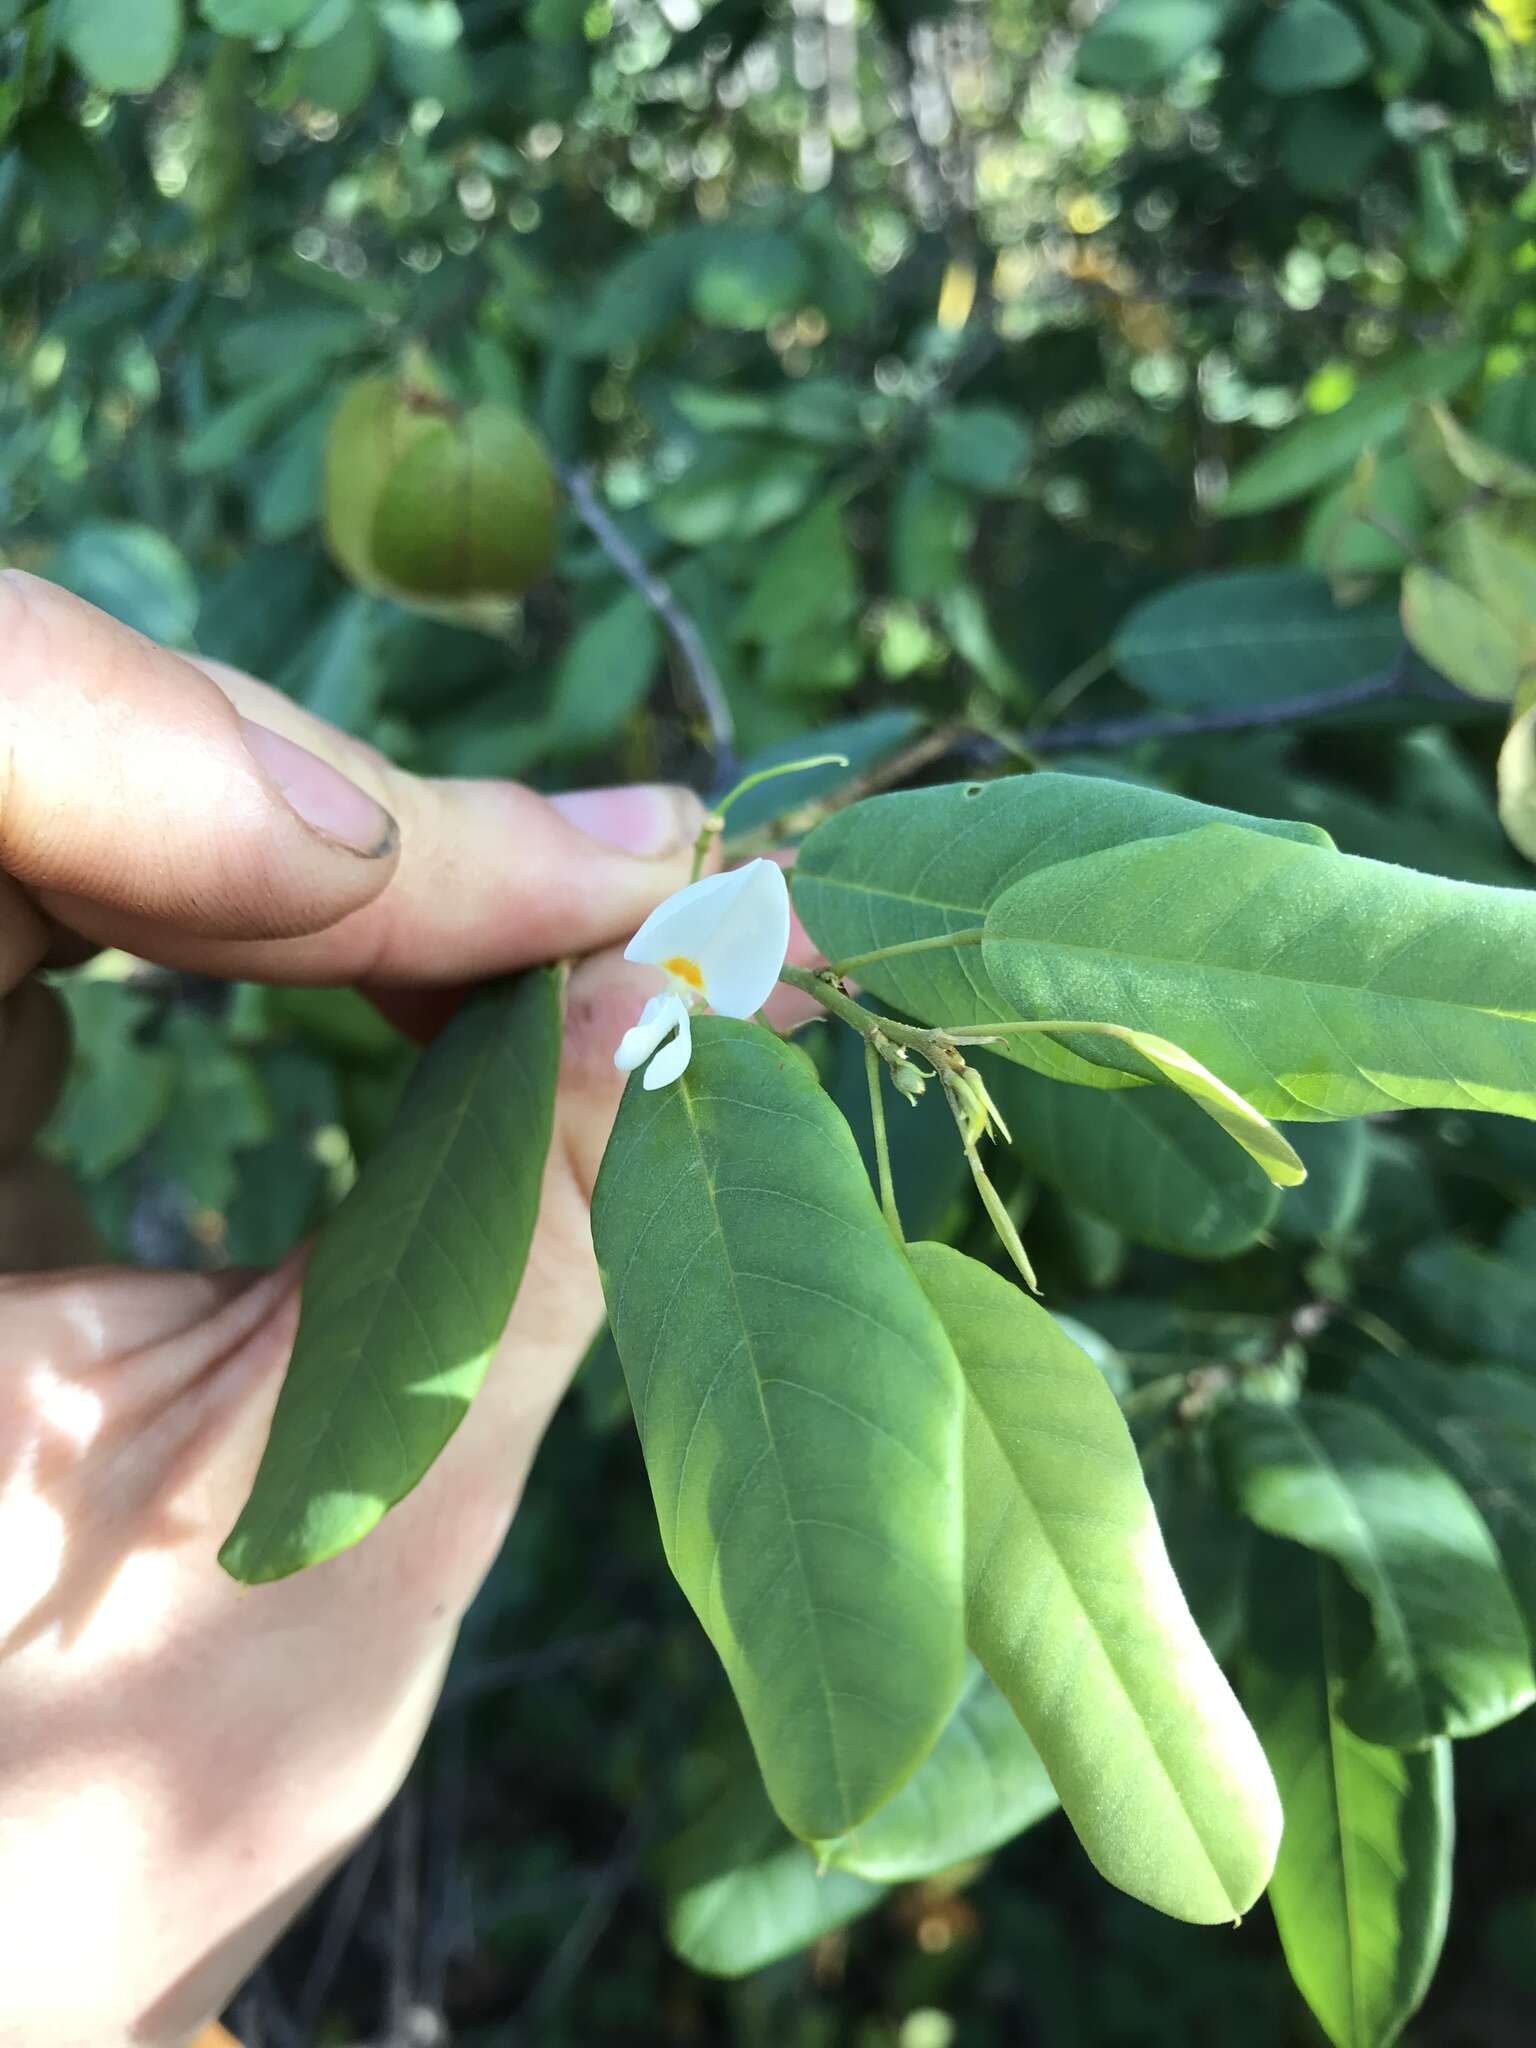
[0,573,706,988]
[0,571,400,954]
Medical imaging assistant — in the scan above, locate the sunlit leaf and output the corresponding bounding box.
[793,776,1326,1088]
[220,971,563,1582]
[1242,1541,1453,2048]
[592,1019,967,1842]
[1216,1394,1534,1745]
[910,1241,1281,1923]
[982,822,1536,1121]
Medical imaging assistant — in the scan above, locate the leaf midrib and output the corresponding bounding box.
[674,1058,856,1834]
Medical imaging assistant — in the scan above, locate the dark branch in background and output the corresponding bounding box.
[557,461,738,784]
[1022,655,1439,756]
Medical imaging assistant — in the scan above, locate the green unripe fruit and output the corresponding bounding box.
[324,361,559,616]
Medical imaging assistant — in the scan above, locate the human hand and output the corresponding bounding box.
[0,570,707,2047]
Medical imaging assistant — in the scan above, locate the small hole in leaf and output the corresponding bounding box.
[963,783,984,798]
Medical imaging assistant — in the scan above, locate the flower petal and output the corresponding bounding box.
[624,867,745,970]
[696,858,791,1017]
[642,1003,693,1089]
[614,991,687,1073]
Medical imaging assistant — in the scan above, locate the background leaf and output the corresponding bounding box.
[1241,1541,1453,2048]
[1114,571,1403,710]
[1216,1394,1534,1745]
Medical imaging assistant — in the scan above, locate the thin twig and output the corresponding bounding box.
[512,1806,651,2034]
[294,1826,385,2042]
[1024,659,1440,755]
[557,462,737,780]
[864,1040,903,1241]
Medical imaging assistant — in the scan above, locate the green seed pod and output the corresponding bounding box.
[324,358,559,614]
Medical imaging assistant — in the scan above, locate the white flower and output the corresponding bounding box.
[613,858,791,1090]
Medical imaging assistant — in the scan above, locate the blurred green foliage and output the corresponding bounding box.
[6,0,1536,2038]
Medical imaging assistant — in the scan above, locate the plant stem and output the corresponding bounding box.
[830,927,986,974]
[865,1040,903,1243]
[557,461,737,780]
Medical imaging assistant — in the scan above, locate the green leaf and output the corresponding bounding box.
[1114,571,1403,711]
[733,498,858,645]
[1241,1542,1452,2048]
[653,441,824,546]
[48,522,199,647]
[1076,0,1234,91]
[659,1756,883,1977]
[1278,95,1387,199]
[45,984,176,1180]
[823,1657,1058,1881]
[1220,345,1483,517]
[981,821,1536,1121]
[592,1019,967,1843]
[1215,1394,1534,1745]
[199,0,315,31]
[544,589,662,754]
[689,230,813,331]
[1251,0,1372,94]
[792,775,1326,1089]
[220,971,562,1583]
[180,363,326,475]
[1275,1121,1373,1244]
[1401,566,1523,702]
[59,0,183,92]
[1412,142,1467,283]
[1355,0,1431,88]
[1400,1235,1536,1368]
[909,1241,1281,1923]
[1499,704,1536,865]
[1356,1354,1536,1634]
[927,405,1033,495]
[985,1060,1281,1258]
[889,462,974,601]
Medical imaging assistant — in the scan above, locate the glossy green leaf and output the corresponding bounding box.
[1251,0,1371,94]
[909,1241,1281,1923]
[1242,1542,1452,2048]
[1216,1394,1534,1745]
[823,1657,1059,1881]
[793,775,1326,1088]
[981,821,1536,1121]
[985,1059,1281,1258]
[1220,346,1483,517]
[1114,571,1402,711]
[1356,1355,1536,1632]
[1401,566,1523,702]
[660,1759,882,1978]
[592,1020,967,1843]
[59,0,183,92]
[220,970,563,1583]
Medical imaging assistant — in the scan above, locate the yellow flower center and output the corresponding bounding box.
[664,955,705,993]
